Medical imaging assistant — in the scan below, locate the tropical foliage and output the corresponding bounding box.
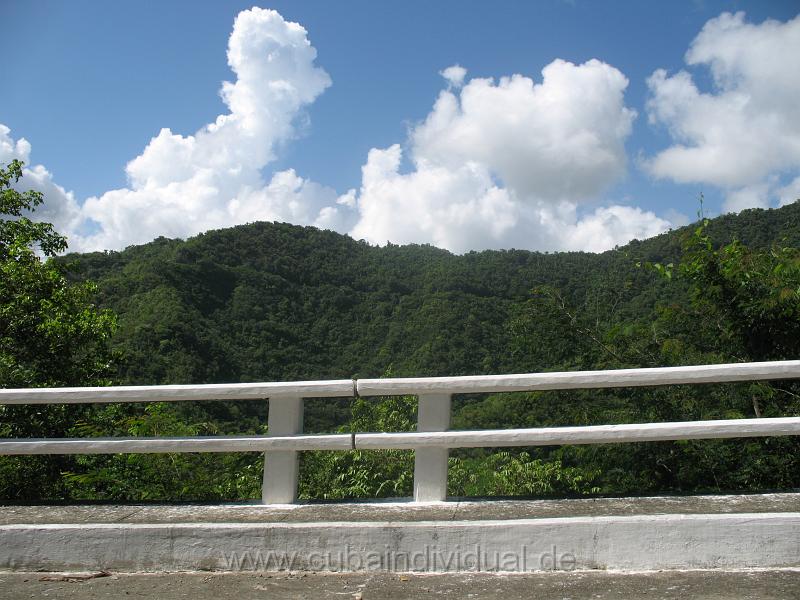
[1,159,799,501]
[0,160,117,500]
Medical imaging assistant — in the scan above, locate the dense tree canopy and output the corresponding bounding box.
[1,160,116,389]
[2,172,799,501]
[0,160,117,500]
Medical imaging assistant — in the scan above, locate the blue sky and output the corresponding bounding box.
[1,1,799,253]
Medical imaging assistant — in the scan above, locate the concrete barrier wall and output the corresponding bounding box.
[2,512,799,573]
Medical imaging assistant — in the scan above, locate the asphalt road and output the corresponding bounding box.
[1,569,799,599]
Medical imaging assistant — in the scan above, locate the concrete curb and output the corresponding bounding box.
[2,511,799,572]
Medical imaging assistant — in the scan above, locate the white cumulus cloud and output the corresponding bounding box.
[4,8,674,254]
[645,11,800,212]
[61,7,342,251]
[0,124,82,235]
[350,59,670,252]
[440,64,467,88]
[778,177,800,207]
[351,144,519,250]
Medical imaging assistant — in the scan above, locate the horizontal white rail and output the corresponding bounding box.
[3,417,799,456]
[3,361,799,406]
[0,433,353,455]
[356,417,800,449]
[357,360,800,396]
[2,360,799,503]
[0,380,354,405]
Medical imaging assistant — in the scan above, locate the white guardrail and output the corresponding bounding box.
[2,361,800,503]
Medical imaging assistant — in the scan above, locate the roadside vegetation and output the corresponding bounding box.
[2,161,799,501]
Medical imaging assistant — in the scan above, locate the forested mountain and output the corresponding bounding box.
[69,202,800,385]
[4,200,799,502]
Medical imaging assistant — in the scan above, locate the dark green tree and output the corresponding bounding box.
[677,220,800,363]
[0,160,117,500]
[300,392,417,500]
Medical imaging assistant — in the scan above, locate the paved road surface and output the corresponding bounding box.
[1,569,798,599]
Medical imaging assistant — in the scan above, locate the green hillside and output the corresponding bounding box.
[70,202,800,384]
[3,201,799,502]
